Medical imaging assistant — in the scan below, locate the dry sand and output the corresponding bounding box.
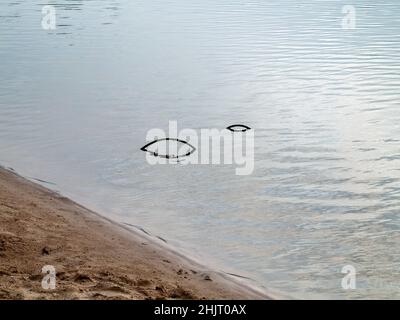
[0,167,270,300]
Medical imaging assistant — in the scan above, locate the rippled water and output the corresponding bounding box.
[1,0,400,299]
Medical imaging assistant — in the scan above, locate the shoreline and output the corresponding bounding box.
[0,166,272,300]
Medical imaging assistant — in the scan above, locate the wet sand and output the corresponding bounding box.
[0,167,270,300]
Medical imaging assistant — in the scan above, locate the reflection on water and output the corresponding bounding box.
[1,0,400,298]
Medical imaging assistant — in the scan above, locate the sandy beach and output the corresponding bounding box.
[0,167,269,300]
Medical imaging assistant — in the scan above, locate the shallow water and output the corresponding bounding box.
[1,0,400,298]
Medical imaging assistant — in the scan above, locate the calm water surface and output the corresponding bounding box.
[1,0,400,298]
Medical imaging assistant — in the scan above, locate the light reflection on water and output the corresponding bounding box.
[0,0,399,298]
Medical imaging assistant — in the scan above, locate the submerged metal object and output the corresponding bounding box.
[140,138,196,159]
[226,124,251,132]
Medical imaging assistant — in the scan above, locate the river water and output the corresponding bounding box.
[1,0,399,298]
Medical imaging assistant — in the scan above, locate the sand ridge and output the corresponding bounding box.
[0,167,270,300]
